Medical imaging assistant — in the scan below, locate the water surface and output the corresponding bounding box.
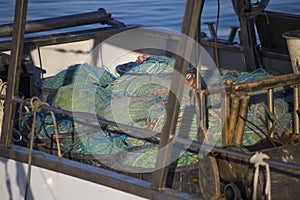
[0,0,299,39]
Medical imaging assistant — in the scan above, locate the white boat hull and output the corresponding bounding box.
[0,157,146,200]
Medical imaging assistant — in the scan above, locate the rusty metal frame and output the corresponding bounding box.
[201,72,300,148]
[267,88,275,137]
[294,86,300,134]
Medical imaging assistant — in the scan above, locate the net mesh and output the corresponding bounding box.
[23,56,293,168]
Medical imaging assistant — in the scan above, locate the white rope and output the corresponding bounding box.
[0,79,7,138]
[250,152,271,200]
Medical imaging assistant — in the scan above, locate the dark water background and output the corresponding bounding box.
[0,0,299,39]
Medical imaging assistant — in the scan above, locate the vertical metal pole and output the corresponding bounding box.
[236,0,260,71]
[151,0,204,191]
[222,79,233,145]
[234,94,250,145]
[222,93,230,145]
[294,86,300,134]
[0,0,28,147]
[228,95,240,145]
[267,88,274,137]
[200,92,207,134]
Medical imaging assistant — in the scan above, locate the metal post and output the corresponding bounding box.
[227,26,239,44]
[236,0,260,71]
[151,0,204,191]
[294,86,300,134]
[222,93,230,145]
[200,92,207,134]
[267,88,274,137]
[234,94,250,145]
[222,79,233,145]
[204,22,216,40]
[0,0,28,147]
[228,95,240,145]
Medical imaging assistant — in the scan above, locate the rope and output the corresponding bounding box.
[250,152,271,200]
[0,79,7,137]
[30,97,62,157]
[25,97,62,199]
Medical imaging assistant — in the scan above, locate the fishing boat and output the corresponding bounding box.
[1,0,300,199]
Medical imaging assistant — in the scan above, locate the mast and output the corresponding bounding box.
[151,0,205,191]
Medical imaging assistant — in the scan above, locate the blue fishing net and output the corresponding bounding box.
[115,56,175,75]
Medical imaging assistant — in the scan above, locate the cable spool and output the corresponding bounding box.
[198,154,221,199]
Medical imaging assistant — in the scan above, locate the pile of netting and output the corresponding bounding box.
[28,57,199,168]
[41,63,115,113]
[22,56,293,169]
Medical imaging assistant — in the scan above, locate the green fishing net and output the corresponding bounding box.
[105,56,198,141]
[42,63,116,89]
[117,56,175,75]
[118,145,199,168]
[40,63,115,114]
[46,84,112,114]
[107,73,171,97]
[33,57,293,168]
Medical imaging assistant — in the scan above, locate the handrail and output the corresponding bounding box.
[201,73,300,95]
[0,8,125,37]
[4,95,300,176]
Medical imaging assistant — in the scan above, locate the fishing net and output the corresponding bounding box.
[29,56,293,168]
[40,63,115,113]
[32,112,78,136]
[42,63,116,89]
[31,56,200,168]
[107,73,171,98]
[117,145,199,168]
[100,96,152,129]
[193,68,292,146]
[115,56,175,75]
[46,84,112,113]
[220,68,293,145]
[61,132,147,155]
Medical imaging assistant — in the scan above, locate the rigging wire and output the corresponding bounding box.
[214,0,221,72]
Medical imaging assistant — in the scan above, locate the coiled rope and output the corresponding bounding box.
[25,97,61,200]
